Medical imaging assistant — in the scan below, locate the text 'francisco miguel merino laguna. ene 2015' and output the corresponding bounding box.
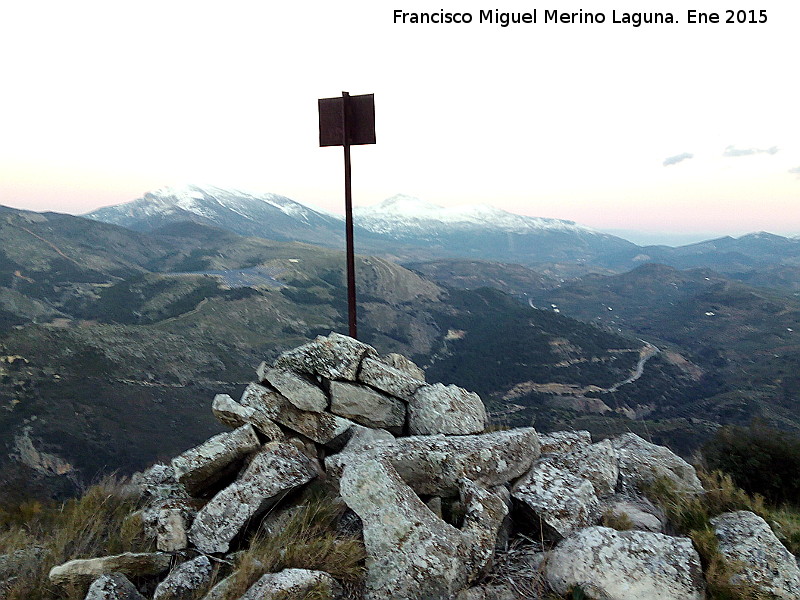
[393,9,677,27]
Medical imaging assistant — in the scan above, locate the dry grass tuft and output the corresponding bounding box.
[766,506,800,556]
[644,470,776,600]
[217,495,365,599]
[0,476,152,600]
[600,509,633,531]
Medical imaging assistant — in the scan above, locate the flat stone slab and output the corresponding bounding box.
[189,441,316,554]
[712,510,800,599]
[330,380,406,433]
[171,424,260,495]
[546,527,705,600]
[49,552,172,586]
[260,366,328,412]
[358,356,425,400]
[512,456,601,540]
[340,456,469,600]
[409,383,486,435]
[240,383,354,449]
[274,332,377,381]
[327,428,540,497]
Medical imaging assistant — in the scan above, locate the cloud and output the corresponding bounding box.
[663,152,694,166]
[723,145,779,157]
[790,166,800,176]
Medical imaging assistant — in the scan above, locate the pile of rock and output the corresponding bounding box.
[44,332,800,600]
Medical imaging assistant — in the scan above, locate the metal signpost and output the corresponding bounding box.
[318,92,376,339]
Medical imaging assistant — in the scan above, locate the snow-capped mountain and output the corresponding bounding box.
[351,194,635,265]
[354,194,599,237]
[87,186,642,267]
[86,184,347,246]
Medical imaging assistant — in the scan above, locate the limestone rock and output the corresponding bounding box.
[212,394,256,428]
[260,366,328,412]
[409,383,487,435]
[711,510,800,599]
[339,456,471,600]
[213,392,285,440]
[240,383,354,450]
[153,555,214,600]
[489,484,514,550]
[613,433,702,494]
[156,499,201,551]
[274,332,377,380]
[539,430,592,454]
[459,478,509,577]
[171,424,260,495]
[602,497,664,533]
[49,552,172,586]
[330,380,406,433]
[199,573,236,600]
[555,438,619,496]
[327,428,540,496]
[340,425,395,453]
[456,586,517,600]
[512,456,600,540]
[546,526,705,600]
[133,463,188,502]
[239,568,342,600]
[426,496,444,519]
[382,352,426,381]
[84,573,146,600]
[189,441,316,554]
[358,356,425,400]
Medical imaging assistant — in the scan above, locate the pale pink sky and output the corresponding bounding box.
[1,1,798,242]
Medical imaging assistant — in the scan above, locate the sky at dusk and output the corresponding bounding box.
[1,1,798,245]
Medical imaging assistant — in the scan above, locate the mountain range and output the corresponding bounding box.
[1,184,799,501]
[86,185,800,277]
[0,203,666,501]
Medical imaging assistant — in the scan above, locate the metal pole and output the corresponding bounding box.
[341,91,358,339]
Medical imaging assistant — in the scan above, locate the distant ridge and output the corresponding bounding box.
[84,186,800,274]
[353,194,597,236]
[85,184,348,247]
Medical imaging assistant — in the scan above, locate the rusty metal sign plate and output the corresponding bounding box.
[318,93,376,147]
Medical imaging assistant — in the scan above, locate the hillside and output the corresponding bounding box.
[0,206,665,501]
[4,202,800,501]
[597,232,800,274]
[6,334,800,600]
[85,186,800,279]
[405,259,558,298]
[85,185,359,249]
[526,263,800,435]
[86,187,638,273]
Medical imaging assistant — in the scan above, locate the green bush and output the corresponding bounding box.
[703,422,800,505]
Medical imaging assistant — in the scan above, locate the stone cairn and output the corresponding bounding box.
[45,332,800,600]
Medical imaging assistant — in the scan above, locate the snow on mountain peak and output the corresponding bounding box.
[138,184,317,221]
[354,194,596,236]
[364,194,445,216]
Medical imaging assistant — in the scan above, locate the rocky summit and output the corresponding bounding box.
[26,333,800,599]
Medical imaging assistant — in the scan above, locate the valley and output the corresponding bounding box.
[1,188,799,501]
